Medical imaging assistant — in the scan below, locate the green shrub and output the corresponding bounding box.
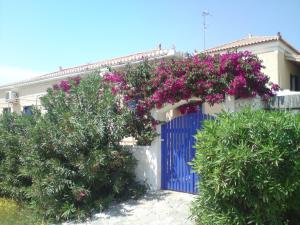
[0,74,144,222]
[192,109,300,225]
[22,74,141,221]
[0,113,34,201]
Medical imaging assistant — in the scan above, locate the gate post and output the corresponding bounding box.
[131,125,162,190]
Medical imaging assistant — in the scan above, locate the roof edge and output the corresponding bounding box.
[202,34,299,55]
[0,48,180,90]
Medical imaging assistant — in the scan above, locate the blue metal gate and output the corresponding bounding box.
[161,111,208,194]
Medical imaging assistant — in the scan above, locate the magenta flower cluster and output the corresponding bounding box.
[52,76,81,93]
[103,72,124,83]
[104,51,279,118]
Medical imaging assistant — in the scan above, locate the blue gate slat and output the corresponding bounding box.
[172,119,175,190]
[174,119,180,190]
[170,120,172,190]
[161,123,166,189]
[190,113,195,193]
[175,117,178,191]
[178,117,182,192]
[190,113,194,193]
[184,119,187,192]
[189,114,193,193]
[182,115,185,192]
[172,121,175,191]
[165,122,168,189]
[161,125,164,189]
[167,121,170,189]
[180,117,184,192]
[193,112,197,193]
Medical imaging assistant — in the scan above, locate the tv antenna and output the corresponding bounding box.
[202,11,210,51]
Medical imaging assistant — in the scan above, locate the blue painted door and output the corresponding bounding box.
[161,111,208,194]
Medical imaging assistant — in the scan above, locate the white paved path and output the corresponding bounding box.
[63,191,196,225]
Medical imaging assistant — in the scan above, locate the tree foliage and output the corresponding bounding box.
[0,113,34,200]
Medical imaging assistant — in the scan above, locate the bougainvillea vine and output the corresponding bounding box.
[52,52,279,145]
[104,51,279,120]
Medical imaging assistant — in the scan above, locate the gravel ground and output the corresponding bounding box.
[62,190,196,225]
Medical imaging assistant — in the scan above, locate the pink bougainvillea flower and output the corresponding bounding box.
[103,72,124,83]
[271,83,280,92]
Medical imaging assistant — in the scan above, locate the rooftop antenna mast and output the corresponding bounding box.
[202,10,210,51]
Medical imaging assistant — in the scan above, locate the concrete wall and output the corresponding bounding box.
[202,102,223,115]
[267,91,300,113]
[258,50,280,85]
[223,95,265,113]
[130,125,162,190]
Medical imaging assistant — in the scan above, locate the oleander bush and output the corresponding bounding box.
[24,74,141,221]
[0,112,35,201]
[192,110,300,225]
[0,74,144,222]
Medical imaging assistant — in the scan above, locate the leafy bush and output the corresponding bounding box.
[192,110,300,225]
[22,74,141,221]
[0,74,144,222]
[0,113,34,200]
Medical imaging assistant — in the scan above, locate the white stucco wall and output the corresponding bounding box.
[202,102,223,115]
[0,80,59,113]
[258,51,279,85]
[223,95,265,112]
[130,125,162,190]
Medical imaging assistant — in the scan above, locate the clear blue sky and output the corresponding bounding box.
[0,0,299,84]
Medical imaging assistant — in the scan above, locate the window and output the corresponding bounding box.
[23,106,33,115]
[290,74,300,91]
[3,107,11,113]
